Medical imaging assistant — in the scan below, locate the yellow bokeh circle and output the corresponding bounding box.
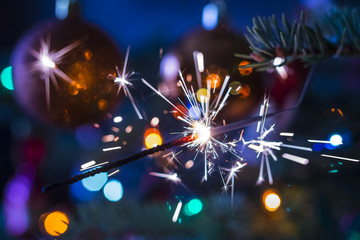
[43,211,69,236]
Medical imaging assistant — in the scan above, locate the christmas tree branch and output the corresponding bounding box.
[238,8,360,71]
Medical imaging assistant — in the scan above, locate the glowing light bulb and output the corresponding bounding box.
[40,55,56,69]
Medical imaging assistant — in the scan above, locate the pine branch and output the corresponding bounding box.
[237,8,360,71]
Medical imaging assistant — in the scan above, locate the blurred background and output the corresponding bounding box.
[1,0,360,239]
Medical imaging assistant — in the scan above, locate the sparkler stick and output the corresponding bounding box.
[43,135,194,193]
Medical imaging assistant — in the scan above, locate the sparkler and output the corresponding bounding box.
[44,53,326,194]
[142,51,243,182]
[29,35,81,110]
[107,46,143,119]
[149,172,182,183]
[43,52,297,193]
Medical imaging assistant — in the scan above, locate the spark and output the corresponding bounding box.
[149,172,182,183]
[172,201,182,223]
[243,94,312,184]
[223,161,247,208]
[108,169,120,177]
[80,160,96,170]
[40,55,56,68]
[193,51,204,88]
[108,46,143,119]
[102,146,122,152]
[280,132,294,137]
[308,139,332,144]
[321,154,360,162]
[162,150,183,166]
[280,144,313,152]
[80,161,109,171]
[142,53,243,182]
[29,35,81,110]
[282,153,309,165]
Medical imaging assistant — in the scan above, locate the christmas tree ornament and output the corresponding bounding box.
[11,16,123,128]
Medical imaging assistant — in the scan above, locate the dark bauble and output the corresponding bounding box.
[11,18,123,128]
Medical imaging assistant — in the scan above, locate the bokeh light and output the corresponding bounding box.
[55,0,70,20]
[202,3,219,30]
[206,74,221,89]
[113,116,123,123]
[81,171,108,191]
[103,180,123,202]
[1,66,14,90]
[3,174,31,236]
[196,88,209,102]
[330,134,343,146]
[4,204,29,236]
[263,190,281,212]
[150,117,160,127]
[185,160,194,169]
[229,81,242,95]
[172,104,187,120]
[144,128,163,149]
[184,198,203,216]
[160,54,180,81]
[125,125,133,133]
[43,211,69,236]
[5,175,30,206]
[238,61,253,76]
